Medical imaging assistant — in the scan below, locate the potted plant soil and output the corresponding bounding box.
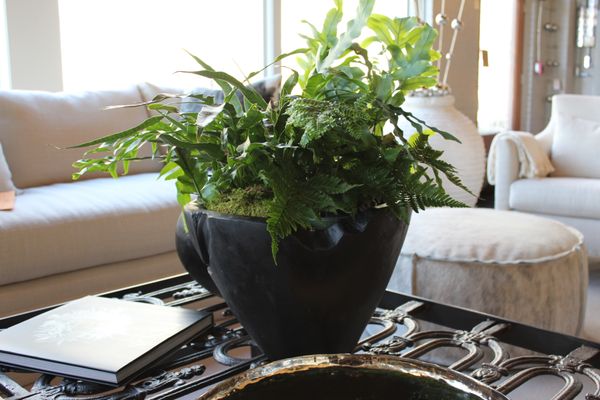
[72,0,469,360]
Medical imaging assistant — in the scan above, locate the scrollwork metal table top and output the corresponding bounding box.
[0,273,598,400]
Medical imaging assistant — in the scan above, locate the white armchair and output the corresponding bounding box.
[492,94,600,262]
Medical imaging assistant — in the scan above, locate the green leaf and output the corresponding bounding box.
[236,137,252,154]
[200,183,218,201]
[402,110,461,143]
[389,91,405,107]
[183,50,245,111]
[338,65,364,79]
[304,73,330,96]
[196,104,225,128]
[383,146,402,163]
[108,162,118,179]
[148,103,179,113]
[184,70,268,110]
[308,174,359,194]
[158,161,182,180]
[104,93,183,110]
[159,134,225,160]
[246,48,310,81]
[317,0,375,72]
[401,76,437,91]
[321,1,344,44]
[367,14,394,44]
[392,60,433,81]
[281,70,299,100]
[238,107,264,130]
[175,180,193,206]
[408,25,438,62]
[185,49,217,71]
[375,74,394,100]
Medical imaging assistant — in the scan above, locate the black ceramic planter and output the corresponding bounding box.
[175,215,221,296]
[181,203,410,360]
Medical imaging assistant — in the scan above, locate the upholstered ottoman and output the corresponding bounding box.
[388,208,588,335]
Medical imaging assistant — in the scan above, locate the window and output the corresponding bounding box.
[58,0,264,91]
[477,0,519,132]
[10,0,412,91]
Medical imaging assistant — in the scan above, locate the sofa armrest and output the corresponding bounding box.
[493,136,520,210]
[489,129,555,210]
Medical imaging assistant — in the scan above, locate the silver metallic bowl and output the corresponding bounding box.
[200,354,508,399]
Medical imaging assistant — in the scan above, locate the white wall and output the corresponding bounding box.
[5,0,62,91]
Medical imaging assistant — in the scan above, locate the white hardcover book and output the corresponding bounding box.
[0,296,212,385]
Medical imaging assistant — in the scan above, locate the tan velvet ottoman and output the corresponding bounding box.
[388,208,588,335]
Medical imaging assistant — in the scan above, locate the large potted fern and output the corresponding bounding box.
[72,0,468,360]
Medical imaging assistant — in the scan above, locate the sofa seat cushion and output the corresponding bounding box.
[0,173,181,286]
[509,177,600,219]
[0,86,159,188]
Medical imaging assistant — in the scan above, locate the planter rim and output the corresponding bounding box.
[184,202,394,225]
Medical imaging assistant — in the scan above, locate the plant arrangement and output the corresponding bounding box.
[72,0,469,259]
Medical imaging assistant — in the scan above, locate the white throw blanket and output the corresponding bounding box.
[487,131,555,185]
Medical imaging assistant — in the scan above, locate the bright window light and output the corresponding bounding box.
[477,0,518,132]
[58,0,264,91]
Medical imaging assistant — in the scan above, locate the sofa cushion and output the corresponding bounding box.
[552,114,600,178]
[0,252,185,317]
[0,86,160,188]
[510,177,600,219]
[0,173,181,286]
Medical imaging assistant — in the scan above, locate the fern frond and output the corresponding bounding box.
[265,169,357,261]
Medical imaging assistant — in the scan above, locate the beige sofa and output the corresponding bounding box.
[0,83,189,316]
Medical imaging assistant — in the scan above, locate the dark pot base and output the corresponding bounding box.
[181,204,409,360]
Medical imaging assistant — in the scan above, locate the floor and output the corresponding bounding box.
[582,266,600,341]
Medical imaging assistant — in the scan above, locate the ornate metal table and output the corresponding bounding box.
[1,273,599,400]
